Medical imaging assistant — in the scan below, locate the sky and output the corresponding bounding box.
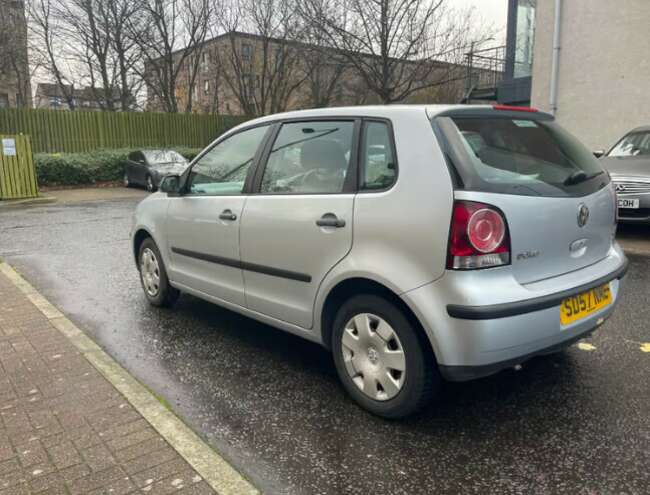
[456,0,509,43]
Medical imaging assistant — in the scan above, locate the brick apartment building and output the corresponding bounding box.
[0,0,32,108]
[146,31,467,115]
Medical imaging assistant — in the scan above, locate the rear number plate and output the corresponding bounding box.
[618,198,639,209]
[560,283,612,326]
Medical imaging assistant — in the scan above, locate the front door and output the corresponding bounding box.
[166,125,271,307]
[240,120,358,328]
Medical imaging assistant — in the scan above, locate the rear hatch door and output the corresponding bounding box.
[435,110,616,285]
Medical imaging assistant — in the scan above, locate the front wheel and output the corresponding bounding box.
[138,238,179,307]
[331,294,440,418]
[146,174,156,192]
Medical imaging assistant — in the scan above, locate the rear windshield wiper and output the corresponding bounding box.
[564,170,603,186]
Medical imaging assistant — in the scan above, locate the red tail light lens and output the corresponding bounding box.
[448,201,510,270]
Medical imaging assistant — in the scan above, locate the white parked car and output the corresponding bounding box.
[132,105,627,418]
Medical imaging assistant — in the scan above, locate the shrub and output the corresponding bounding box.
[34,147,203,187]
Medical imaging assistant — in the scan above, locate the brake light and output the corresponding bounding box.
[447,201,510,270]
[492,105,539,113]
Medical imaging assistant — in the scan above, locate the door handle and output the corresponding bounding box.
[219,209,237,221]
[316,213,346,228]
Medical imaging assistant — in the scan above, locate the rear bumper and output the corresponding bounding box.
[401,244,628,380]
[447,258,628,320]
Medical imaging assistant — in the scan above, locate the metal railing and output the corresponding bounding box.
[463,45,506,102]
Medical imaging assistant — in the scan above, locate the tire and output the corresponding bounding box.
[124,173,131,188]
[138,238,179,307]
[146,174,156,192]
[331,294,440,419]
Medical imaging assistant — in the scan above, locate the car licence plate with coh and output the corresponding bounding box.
[618,198,639,209]
[560,283,612,326]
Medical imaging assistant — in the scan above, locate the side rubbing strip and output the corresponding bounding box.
[171,247,312,283]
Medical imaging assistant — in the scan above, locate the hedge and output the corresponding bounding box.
[35,147,202,187]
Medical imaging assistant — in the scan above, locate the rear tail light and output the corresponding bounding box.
[447,201,510,270]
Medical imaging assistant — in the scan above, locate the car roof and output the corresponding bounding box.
[239,104,479,126]
[230,104,553,133]
[626,126,650,134]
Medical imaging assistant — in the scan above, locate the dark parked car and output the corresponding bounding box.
[124,150,189,192]
[599,126,650,223]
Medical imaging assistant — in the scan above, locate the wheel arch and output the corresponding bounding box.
[319,277,439,361]
[132,228,154,269]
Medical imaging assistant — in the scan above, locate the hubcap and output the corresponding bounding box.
[124,174,129,186]
[341,313,406,401]
[147,177,153,191]
[140,248,160,297]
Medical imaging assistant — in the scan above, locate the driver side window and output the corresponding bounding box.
[188,125,269,196]
[260,121,354,194]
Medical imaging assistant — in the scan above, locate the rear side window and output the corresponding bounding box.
[437,116,608,197]
[360,121,396,190]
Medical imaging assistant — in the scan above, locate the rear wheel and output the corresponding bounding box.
[123,173,131,188]
[138,238,179,307]
[331,294,440,418]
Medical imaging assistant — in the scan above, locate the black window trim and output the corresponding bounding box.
[250,116,362,196]
[357,117,399,194]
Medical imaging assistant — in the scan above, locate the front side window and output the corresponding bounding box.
[608,132,650,157]
[439,116,607,197]
[361,121,396,190]
[188,125,269,196]
[260,121,355,194]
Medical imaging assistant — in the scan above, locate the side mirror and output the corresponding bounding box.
[159,174,181,195]
[593,150,605,158]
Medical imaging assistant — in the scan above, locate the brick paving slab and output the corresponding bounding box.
[0,271,216,494]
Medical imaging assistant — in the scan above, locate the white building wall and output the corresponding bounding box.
[531,0,650,150]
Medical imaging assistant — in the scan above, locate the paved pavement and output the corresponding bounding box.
[0,190,649,494]
[0,268,215,494]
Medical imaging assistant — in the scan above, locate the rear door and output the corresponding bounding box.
[239,119,358,328]
[436,112,616,285]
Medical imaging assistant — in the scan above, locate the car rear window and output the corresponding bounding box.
[436,116,609,197]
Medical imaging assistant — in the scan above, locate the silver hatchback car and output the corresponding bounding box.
[132,105,628,418]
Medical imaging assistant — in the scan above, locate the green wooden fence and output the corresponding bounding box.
[0,135,38,200]
[0,109,249,154]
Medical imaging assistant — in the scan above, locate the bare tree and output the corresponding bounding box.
[214,0,309,115]
[303,0,481,103]
[133,0,214,113]
[296,21,350,108]
[27,0,78,109]
[0,1,32,106]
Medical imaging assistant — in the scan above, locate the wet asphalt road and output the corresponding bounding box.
[1,197,649,494]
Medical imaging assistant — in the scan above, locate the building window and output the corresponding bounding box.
[241,43,252,61]
[0,93,9,108]
[242,73,254,97]
[49,96,61,108]
[514,0,536,78]
[255,75,260,88]
[204,80,210,95]
[202,52,209,73]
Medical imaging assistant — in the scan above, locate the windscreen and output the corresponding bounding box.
[439,116,608,197]
[144,150,186,164]
[608,131,650,157]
